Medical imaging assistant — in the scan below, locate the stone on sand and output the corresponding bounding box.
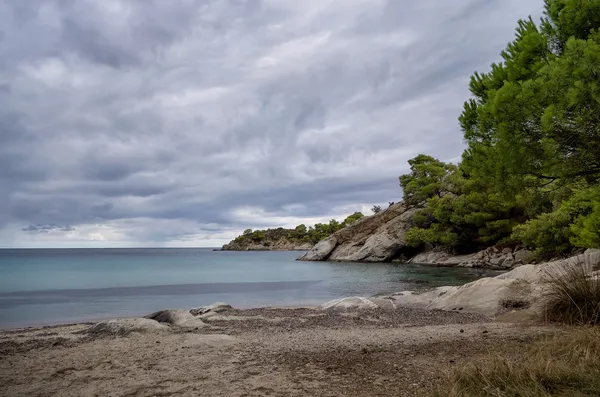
[190,302,234,316]
[145,309,208,328]
[87,318,169,336]
[320,297,380,310]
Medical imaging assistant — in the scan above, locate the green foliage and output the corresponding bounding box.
[511,209,574,258]
[371,205,382,214]
[461,1,600,189]
[229,212,365,247]
[512,186,600,257]
[400,158,524,252]
[401,0,600,257]
[571,202,600,248]
[342,212,364,227]
[399,154,457,206]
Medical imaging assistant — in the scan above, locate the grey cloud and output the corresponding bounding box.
[22,224,75,234]
[0,0,544,246]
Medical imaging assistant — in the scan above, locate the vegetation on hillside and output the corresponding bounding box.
[401,0,600,259]
[226,212,364,248]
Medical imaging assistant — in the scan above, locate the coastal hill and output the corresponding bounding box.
[221,212,365,251]
[303,3,600,266]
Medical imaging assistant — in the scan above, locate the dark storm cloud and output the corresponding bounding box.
[0,0,544,246]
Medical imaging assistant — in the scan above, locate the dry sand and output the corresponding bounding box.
[0,307,558,397]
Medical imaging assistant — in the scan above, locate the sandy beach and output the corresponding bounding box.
[0,306,558,397]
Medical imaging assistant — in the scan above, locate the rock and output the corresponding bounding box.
[298,237,337,261]
[145,309,208,328]
[87,318,169,336]
[473,251,485,260]
[392,286,457,309]
[299,203,417,262]
[407,246,525,270]
[314,250,600,319]
[513,249,531,264]
[498,249,600,283]
[426,278,519,316]
[190,302,233,316]
[502,254,515,269]
[320,297,379,310]
[408,251,450,264]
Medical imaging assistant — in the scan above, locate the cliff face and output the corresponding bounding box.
[298,203,418,262]
[221,238,313,251]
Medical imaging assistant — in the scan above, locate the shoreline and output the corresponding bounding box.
[4,249,595,396]
[0,302,561,397]
[0,303,322,332]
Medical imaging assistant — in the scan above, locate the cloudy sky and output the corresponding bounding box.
[0,0,543,248]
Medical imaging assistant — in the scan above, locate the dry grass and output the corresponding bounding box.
[544,262,600,325]
[432,327,600,397]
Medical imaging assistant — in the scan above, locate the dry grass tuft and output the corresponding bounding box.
[432,327,600,397]
[544,262,600,325]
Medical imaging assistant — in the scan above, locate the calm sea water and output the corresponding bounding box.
[0,248,491,329]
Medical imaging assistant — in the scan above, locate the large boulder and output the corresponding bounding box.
[426,278,522,316]
[498,248,600,283]
[299,203,417,262]
[298,236,338,261]
[87,318,169,336]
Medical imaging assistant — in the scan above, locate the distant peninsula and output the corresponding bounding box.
[221,212,364,251]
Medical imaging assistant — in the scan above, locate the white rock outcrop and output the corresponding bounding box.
[299,203,417,262]
[320,249,600,318]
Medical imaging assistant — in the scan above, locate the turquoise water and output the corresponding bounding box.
[0,248,490,328]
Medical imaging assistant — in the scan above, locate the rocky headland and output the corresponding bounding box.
[221,238,312,251]
[298,202,538,270]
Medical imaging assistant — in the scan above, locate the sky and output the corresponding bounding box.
[0,0,544,248]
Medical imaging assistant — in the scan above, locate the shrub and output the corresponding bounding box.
[544,262,600,326]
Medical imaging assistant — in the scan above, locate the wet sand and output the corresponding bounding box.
[0,307,557,397]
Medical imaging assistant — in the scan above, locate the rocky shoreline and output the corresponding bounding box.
[297,202,541,270]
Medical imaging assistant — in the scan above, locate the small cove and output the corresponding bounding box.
[0,248,494,328]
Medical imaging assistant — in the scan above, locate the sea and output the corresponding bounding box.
[0,248,492,329]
